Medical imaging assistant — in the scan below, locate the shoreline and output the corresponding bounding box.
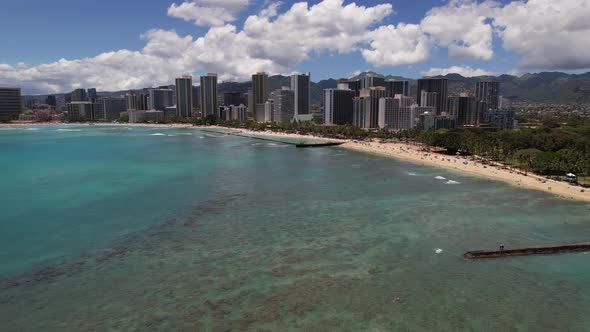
[3,122,589,202]
[223,127,590,202]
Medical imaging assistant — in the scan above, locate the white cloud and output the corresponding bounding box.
[361,23,430,66]
[493,0,590,69]
[422,65,497,77]
[3,0,590,94]
[168,0,250,27]
[0,0,393,93]
[421,0,497,61]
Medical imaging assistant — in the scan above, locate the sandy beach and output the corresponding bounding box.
[224,127,590,202]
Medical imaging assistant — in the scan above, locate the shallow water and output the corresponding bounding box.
[1,125,590,331]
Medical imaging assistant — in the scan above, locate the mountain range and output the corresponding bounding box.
[26,71,590,106]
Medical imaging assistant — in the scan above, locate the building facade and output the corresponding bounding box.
[385,80,410,97]
[0,88,22,121]
[291,73,310,115]
[448,95,478,127]
[148,88,174,111]
[251,72,269,120]
[95,97,126,121]
[176,75,193,118]
[200,73,218,117]
[323,88,355,125]
[269,88,294,123]
[417,78,448,114]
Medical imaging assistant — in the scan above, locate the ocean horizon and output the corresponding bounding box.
[1,124,590,330]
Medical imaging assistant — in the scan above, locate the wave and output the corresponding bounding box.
[150,133,166,136]
[435,176,447,180]
[25,128,40,131]
[446,180,461,185]
[408,172,417,176]
[57,129,82,132]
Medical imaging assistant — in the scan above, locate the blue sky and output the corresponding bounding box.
[0,0,589,93]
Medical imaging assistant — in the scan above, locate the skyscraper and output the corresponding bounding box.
[269,87,294,123]
[223,92,245,107]
[417,78,448,114]
[475,81,500,110]
[251,72,269,122]
[385,80,410,97]
[360,73,386,90]
[448,95,478,127]
[378,97,417,130]
[200,73,218,117]
[87,88,97,102]
[148,88,174,111]
[0,88,22,121]
[353,87,387,128]
[475,81,500,123]
[176,75,193,118]
[45,95,57,107]
[291,73,310,115]
[71,88,87,102]
[324,88,355,125]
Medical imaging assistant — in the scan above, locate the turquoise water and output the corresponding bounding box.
[1,125,590,331]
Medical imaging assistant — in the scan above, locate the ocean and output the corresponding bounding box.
[1,125,590,331]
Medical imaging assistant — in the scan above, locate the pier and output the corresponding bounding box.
[464,242,590,259]
[200,129,343,147]
[295,142,344,148]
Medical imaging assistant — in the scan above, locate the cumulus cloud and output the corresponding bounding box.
[421,0,497,61]
[168,0,250,27]
[2,0,590,94]
[422,65,497,77]
[0,0,393,93]
[494,0,590,69]
[361,23,430,66]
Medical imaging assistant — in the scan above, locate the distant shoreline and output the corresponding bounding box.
[223,126,590,203]
[4,122,589,202]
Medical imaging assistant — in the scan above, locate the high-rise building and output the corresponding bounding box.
[87,88,97,102]
[95,97,126,121]
[0,88,22,121]
[420,91,438,110]
[417,78,448,114]
[378,97,417,130]
[230,104,248,121]
[291,73,310,115]
[269,87,294,123]
[448,95,478,127]
[324,88,355,125]
[475,81,500,110]
[475,81,500,123]
[126,91,138,110]
[353,87,387,128]
[45,95,57,107]
[385,80,410,97]
[66,101,98,121]
[360,73,386,90]
[251,72,269,118]
[223,92,245,107]
[200,73,218,117]
[71,89,87,102]
[176,75,193,117]
[148,88,174,111]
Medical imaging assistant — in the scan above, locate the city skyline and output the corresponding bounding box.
[1,0,589,94]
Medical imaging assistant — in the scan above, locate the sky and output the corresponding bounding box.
[0,0,589,94]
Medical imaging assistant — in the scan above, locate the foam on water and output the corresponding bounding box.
[435,176,447,180]
[56,129,82,132]
[150,133,166,136]
[446,180,460,185]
